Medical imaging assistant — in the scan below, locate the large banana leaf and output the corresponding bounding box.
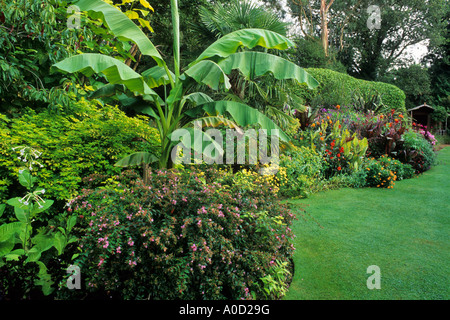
[52,53,160,99]
[218,51,319,89]
[188,116,244,135]
[183,60,231,91]
[141,66,175,88]
[192,28,295,65]
[89,84,126,99]
[184,101,290,142]
[180,92,214,108]
[169,127,225,164]
[73,0,164,66]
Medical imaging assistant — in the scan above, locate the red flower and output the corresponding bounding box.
[337,154,341,158]
[340,147,344,153]
[331,142,335,147]
[337,166,342,171]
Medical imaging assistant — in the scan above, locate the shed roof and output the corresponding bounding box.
[407,103,434,112]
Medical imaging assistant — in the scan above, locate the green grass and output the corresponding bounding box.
[284,147,450,300]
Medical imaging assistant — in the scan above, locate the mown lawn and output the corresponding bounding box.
[285,147,450,300]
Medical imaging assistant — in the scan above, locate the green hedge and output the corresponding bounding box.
[0,99,160,204]
[297,68,406,111]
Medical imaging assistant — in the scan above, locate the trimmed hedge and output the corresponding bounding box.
[297,68,406,111]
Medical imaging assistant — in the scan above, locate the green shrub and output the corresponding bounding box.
[0,164,78,299]
[398,131,437,173]
[377,155,415,181]
[278,146,323,198]
[350,155,415,189]
[296,68,406,111]
[0,99,160,206]
[57,167,295,300]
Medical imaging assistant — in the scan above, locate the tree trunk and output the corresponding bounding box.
[320,0,335,57]
[320,0,330,57]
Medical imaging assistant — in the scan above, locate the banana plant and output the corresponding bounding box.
[52,0,319,170]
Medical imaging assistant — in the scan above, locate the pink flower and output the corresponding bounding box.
[191,244,197,252]
[98,258,105,267]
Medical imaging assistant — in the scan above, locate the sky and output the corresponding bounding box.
[252,0,429,65]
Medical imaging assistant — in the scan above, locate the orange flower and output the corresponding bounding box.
[311,123,316,128]
[320,137,324,141]
[336,105,341,110]
[394,119,399,123]
[399,114,404,119]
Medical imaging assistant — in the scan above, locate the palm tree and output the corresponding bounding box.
[52,0,319,172]
[195,0,306,130]
[196,0,289,39]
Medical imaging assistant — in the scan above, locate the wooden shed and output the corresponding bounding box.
[408,103,434,129]
[408,103,449,135]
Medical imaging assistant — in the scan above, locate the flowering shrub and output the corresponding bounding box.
[306,116,368,178]
[356,158,397,189]
[412,123,437,147]
[349,109,408,159]
[351,155,415,189]
[58,168,295,300]
[377,155,415,181]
